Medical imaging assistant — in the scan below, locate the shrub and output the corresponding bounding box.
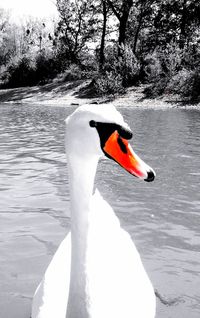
[141,45,184,82]
[144,77,169,97]
[181,69,200,101]
[62,64,94,82]
[35,53,59,84]
[1,52,63,88]
[166,69,190,95]
[2,56,36,88]
[145,68,200,102]
[164,68,200,101]
[161,44,184,76]
[102,44,140,88]
[121,45,140,86]
[140,51,163,82]
[93,71,125,96]
[142,43,200,101]
[62,64,86,81]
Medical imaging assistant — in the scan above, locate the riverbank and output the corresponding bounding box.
[0,80,199,109]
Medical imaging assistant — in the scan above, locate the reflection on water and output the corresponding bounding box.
[0,104,200,318]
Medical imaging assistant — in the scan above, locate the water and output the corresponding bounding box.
[0,104,200,318]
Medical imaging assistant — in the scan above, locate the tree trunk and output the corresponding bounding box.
[99,0,107,70]
[106,0,133,51]
[133,4,144,54]
[179,0,187,49]
[119,0,133,47]
[118,17,127,47]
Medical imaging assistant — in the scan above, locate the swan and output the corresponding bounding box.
[31,104,156,318]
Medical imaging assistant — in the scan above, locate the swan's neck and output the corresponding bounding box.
[66,154,99,318]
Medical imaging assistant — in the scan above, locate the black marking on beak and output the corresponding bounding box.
[144,170,155,182]
[117,136,127,154]
[89,120,132,149]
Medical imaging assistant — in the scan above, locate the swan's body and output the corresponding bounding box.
[32,104,156,318]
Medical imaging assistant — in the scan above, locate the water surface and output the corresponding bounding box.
[0,104,200,318]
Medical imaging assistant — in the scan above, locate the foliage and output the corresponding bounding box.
[145,68,200,102]
[120,45,140,86]
[167,68,200,101]
[185,70,200,102]
[100,44,140,88]
[62,64,90,81]
[2,56,36,88]
[0,9,16,67]
[140,51,163,82]
[0,1,199,101]
[35,53,60,84]
[93,71,125,96]
[1,51,63,88]
[146,80,168,98]
[56,0,100,63]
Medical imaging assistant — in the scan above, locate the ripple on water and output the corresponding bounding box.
[0,105,200,318]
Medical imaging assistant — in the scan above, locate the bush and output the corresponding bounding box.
[1,52,63,88]
[93,71,125,96]
[161,44,184,76]
[2,56,36,88]
[145,68,200,102]
[144,77,169,97]
[62,63,95,82]
[166,69,190,95]
[141,45,184,82]
[142,43,200,102]
[35,53,59,84]
[164,68,200,101]
[120,45,140,86]
[140,51,163,82]
[180,69,200,101]
[101,44,140,88]
[62,64,86,81]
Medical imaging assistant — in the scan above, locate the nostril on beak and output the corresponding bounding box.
[144,170,155,182]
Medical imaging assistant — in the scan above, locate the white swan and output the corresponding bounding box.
[32,104,156,318]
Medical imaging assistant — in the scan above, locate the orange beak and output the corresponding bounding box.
[103,131,155,181]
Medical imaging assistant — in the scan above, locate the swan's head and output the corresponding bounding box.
[65,104,155,182]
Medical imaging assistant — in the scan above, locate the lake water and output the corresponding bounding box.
[0,103,200,318]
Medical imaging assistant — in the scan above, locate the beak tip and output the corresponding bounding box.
[144,169,156,182]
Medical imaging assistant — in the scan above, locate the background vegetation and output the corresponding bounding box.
[0,0,199,101]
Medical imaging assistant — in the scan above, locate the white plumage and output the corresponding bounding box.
[32,104,156,318]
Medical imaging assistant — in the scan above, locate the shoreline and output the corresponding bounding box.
[0,80,199,110]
